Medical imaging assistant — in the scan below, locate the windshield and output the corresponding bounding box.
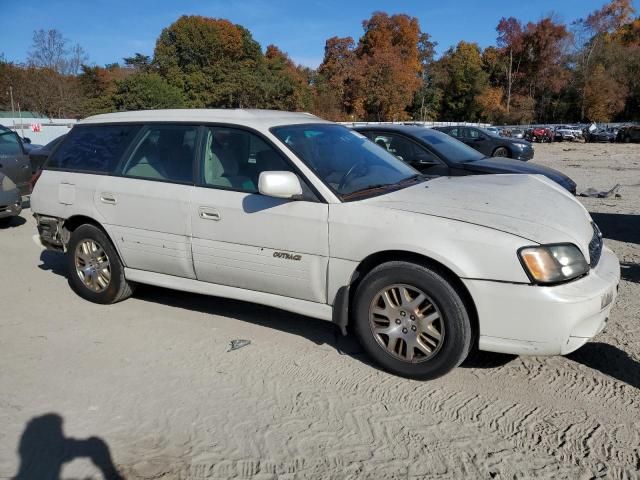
[480,128,501,138]
[272,124,419,199]
[419,129,485,163]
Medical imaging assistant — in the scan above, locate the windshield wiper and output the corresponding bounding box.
[341,184,393,200]
[398,173,428,184]
[341,175,428,200]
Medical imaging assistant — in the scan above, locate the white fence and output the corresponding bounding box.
[0,117,77,145]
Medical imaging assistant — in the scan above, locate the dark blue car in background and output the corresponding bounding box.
[354,125,576,194]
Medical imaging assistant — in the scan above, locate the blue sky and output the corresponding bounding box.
[1,0,636,68]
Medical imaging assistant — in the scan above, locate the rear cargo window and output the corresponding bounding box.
[46,125,141,173]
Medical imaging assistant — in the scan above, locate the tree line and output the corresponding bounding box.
[1,0,638,124]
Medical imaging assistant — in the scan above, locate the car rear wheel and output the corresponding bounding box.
[492,147,509,157]
[67,224,134,304]
[353,261,472,379]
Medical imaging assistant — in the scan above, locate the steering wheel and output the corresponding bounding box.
[338,159,367,191]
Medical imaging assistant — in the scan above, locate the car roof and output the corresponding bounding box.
[79,109,329,129]
[353,124,440,135]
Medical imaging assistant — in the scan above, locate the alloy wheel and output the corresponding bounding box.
[368,284,444,363]
[74,239,111,293]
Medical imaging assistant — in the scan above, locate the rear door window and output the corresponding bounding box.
[120,125,197,183]
[46,125,141,174]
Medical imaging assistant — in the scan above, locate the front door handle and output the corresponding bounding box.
[100,193,117,205]
[199,207,220,221]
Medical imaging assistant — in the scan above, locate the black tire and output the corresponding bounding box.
[624,136,631,143]
[492,146,509,158]
[67,224,134,304]
[352,261,472,380]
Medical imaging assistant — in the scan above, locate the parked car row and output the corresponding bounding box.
[616,124,640,143]
[488,123,640,144]
[27,109,618,380]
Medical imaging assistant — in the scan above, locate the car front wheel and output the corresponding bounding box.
[492,147,509,157]
[353,261,472,379]
[67,224,134,304]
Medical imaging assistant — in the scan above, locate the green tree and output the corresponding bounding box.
[113,72,185,110]
[153,15,265,108]
[263,45,312,111]
[433,41,488,121]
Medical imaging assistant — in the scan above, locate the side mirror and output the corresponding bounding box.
[22,137,32,144]
[258,171,303,199]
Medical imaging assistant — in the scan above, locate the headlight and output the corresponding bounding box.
[519,244,589,284]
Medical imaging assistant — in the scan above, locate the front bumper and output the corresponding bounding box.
[463,246,620,356]
[513,148,534,161]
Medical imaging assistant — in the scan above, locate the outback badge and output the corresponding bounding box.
[273,251,302,261]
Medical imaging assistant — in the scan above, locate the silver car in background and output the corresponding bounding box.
[0,173,22,226]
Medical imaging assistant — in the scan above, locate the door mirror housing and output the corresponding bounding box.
[258,171,303,199]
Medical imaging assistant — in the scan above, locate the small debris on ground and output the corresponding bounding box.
[579,184,621,198]
[227,339,251,352]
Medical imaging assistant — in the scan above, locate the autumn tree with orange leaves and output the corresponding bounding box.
[316,12,423,121]
[3,1,640,123]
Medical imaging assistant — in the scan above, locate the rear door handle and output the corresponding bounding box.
[199,207,220,221]
[100,193,117,205]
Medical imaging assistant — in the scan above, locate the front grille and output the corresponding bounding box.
[589,223,603,268]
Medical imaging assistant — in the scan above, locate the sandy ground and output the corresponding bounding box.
[0,142,639,479]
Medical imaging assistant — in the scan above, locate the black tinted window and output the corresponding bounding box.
[47,125,141,173]
[419,129,484,163]
[121,125,197,183]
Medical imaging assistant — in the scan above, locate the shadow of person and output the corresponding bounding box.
[568,342,640,389]
[13,413,123,480]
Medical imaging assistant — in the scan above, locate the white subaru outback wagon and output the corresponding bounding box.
[31,110,620,379]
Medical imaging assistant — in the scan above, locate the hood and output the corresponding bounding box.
[463,158,574,187]
[363,174,594,253]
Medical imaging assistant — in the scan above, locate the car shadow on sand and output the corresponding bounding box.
[568,342,640,390]
[37,251,636,382]
[0,215,26,229]
[12,413,123,479]
[590,211,640,244]
[37,250,370,360]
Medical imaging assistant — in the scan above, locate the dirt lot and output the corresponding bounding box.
[0,142,638,479]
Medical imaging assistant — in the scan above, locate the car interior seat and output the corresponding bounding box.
[124,134,165,179]
[203,130,254,191]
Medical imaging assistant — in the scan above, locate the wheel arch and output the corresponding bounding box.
[61,215,123,262]
[63,214,109,239]
[493,145,511,157]
[339,250,479,345]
